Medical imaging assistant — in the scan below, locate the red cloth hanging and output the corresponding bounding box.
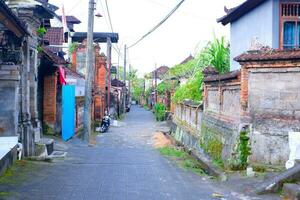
[59,66,67,85]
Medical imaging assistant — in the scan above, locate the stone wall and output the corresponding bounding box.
[172,102,202,151]
[0,64,20,136]
[202,70,242,165]
[172,51,300,167]
[236,49,300,165]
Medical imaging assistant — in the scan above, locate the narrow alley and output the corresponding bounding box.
[0,106,271,200]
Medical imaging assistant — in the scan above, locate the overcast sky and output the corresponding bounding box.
[49,0,244,75]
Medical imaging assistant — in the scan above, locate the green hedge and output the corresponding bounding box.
[153,103,166,121]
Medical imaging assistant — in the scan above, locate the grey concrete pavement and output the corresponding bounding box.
[0,106,277,200]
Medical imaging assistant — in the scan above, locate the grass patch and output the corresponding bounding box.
[0,191,13,197]
[182,159,206,176]
[159,146,206,176]
[212,158,224,169]
[0,160,41,186]
[159,147,187,158]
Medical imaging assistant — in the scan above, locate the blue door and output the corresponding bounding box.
[62,85,75,141]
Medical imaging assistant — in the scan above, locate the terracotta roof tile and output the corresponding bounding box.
[43,27,63,53]
[204,70,240,83]
[65,67,85,79]
[180,55,194,64]
[235,49,300,62]
[42,46,66,65]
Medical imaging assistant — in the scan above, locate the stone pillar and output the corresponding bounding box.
[21,40,34,157]
[29,48,38,120]
[7,1,43,156]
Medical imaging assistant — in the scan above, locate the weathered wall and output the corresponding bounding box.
[235,49,300,166]
[0,64,20,136]
[43,74,57,128]
[203,72,242,164]
[206,84,241,120]
[172,103,202,151]
[247,67,300,164]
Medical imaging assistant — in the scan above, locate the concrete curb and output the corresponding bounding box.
[254,164,300,194]
[0,145,17,176]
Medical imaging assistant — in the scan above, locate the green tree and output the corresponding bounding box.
[172,37,230,103]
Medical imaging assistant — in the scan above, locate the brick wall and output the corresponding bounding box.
[43,73,57,127]
[94,54,107,121]
[72,45,107,122]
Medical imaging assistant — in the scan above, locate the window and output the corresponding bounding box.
[280,3,300,49]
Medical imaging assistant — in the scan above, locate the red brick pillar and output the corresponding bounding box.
[94,54,107,121]
[71,52,77,72]
[43,73,57,128]
[240,66,249,112]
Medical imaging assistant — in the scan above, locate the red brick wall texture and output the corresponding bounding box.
[43,74,57,127]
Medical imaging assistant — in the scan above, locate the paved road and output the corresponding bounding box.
[0,106,276,200]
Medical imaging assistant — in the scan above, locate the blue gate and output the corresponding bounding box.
[62,85,75,141]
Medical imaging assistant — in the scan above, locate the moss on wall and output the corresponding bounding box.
[228,129,251,170]
[200,123,223,163]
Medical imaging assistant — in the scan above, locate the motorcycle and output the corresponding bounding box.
[100,113,111,133]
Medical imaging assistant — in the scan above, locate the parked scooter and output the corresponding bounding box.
[100,112,111,133]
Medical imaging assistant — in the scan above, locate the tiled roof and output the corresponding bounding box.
[42,46,66,65]
[154,66,169,76]
[43,27,63,53]
[204,70,240,83]
[72,32,119,43]
[111,78,125,87]
[180,55,194,64]
[217,0,266,25]
[58,16,81,24]
[234,49,300,62]
[35,0,59,12]
[65,67,85,79]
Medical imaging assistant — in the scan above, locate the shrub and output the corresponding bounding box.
[153,103,166,121]
[36,27,47,37]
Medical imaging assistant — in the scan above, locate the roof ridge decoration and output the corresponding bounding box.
[217,0,266,25]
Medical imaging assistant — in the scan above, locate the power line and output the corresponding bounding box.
[127,0,185,49]
[98,0,111,31]
[103,0,123,60]
[67,0,83,13]
[104,0,114,33]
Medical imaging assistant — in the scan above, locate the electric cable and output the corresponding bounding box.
[127,0,185,49]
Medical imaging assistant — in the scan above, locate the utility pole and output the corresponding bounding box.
[128,64,132,104]
[123,44,127,114]
[83,0,95,142]
[106,37,112,113]
[154,63,157,104]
